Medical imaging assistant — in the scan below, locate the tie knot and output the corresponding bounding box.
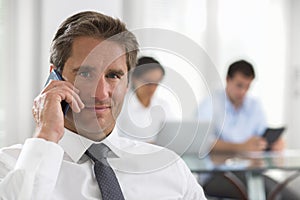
[85,143,110,162]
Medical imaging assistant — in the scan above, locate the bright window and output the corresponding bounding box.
[0,0,5,147]
[217,0,287,126]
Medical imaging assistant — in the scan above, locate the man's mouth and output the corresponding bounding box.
[84,105,111,114]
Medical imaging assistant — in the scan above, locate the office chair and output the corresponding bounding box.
[204,172,248,200]
[267,171,300,200]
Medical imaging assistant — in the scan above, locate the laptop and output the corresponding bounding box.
[155,120,215,158]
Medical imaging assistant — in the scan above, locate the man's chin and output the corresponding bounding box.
[74,120,115,136]
[78,131,107,141]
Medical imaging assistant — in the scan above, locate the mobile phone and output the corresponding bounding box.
[45,69,70,115]
[262,127,285,151]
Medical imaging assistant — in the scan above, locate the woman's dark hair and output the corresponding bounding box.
[132,56,165,78]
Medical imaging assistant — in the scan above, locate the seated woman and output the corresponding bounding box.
[117,56,180,143]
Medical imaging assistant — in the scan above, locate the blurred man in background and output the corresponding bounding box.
[197,60,285,199]
[198,60,284,152]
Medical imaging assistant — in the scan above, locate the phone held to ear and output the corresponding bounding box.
[45,69,70,115]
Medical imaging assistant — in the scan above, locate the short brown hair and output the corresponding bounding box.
[227,60,255,79]
[50,11,139,72]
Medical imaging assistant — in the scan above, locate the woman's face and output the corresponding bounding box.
[133,68,164,101]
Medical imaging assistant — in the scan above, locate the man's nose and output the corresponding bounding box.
[93,76,110,99]
[241,87,248,95]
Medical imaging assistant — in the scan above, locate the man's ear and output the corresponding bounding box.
[226,76,230,83]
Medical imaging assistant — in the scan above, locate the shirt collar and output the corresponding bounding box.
[131,91,157,108]
[59,126,181,174]
[225,92,250,113]
[58,127,123,163]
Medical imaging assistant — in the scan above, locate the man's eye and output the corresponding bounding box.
[78,71,91,78]
[106,73,120,79]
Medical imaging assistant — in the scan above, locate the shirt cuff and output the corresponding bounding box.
[14,138,64,177]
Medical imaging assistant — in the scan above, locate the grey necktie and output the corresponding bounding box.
[85,143,125,200]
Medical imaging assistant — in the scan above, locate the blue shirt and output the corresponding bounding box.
[197,90,267,143]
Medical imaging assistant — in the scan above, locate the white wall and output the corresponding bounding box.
[3,0,41,146]
[285,0,300,149]
[215,0,289,127]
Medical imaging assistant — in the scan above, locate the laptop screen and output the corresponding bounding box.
[155,120,215,158]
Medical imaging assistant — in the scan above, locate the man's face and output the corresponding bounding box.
[134,68,163,101]
[226,72,253,107]
[62,36,128,140]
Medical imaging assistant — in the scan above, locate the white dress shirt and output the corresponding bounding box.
[0,128,206,200]
[117,91,181,143]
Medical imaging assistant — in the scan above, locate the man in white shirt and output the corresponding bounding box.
[0,11,206,199]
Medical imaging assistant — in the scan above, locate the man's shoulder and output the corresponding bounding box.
[111,137,206,199]
[117,136,175,155]
[112,136,185,173]
[244,95,262,107]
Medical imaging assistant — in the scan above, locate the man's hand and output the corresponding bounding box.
[271,137,285,151]
[242,136,267,152]
[212,136,268,152]
[32,80,84,143]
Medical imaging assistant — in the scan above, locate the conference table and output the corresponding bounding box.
[182,150,300,200]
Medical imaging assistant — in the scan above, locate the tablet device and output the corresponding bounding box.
[262,127,285,150]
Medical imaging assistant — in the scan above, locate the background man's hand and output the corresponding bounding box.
[242,136,267,152]
[271,137,285,151]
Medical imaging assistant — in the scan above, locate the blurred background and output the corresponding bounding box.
[0,0,299,149]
